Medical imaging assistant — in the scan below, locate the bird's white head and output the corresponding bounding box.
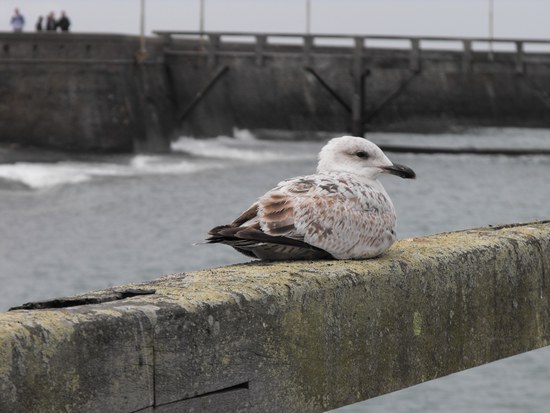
[317,136,416,180]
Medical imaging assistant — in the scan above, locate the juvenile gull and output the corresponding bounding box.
[206,136,416,260]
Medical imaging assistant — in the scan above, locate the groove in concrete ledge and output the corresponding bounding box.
[8,288,156,311]
[485,220,550,230]
[147,382,250,413]
[165,381,249,404]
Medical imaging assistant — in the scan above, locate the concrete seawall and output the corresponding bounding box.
[0,33,176,153]
[3,32,550,152]
[1,221,549,412]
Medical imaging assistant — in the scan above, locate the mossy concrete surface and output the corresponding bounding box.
[1,221,549,412]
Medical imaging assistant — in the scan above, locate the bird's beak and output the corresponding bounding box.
[380,163,416,179]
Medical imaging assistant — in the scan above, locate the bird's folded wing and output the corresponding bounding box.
[258,174,396,256]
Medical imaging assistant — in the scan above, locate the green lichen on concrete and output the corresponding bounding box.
[0,312,82,409]
[413,312,422,336]
[1,221,549,412]
[0,306,155,412]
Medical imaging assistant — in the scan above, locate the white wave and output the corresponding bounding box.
[129,155,219,174]
[171,137,278,161]
[170,135,319,161]
[0,163,91,188]
[0,132,322,190]
[232,128,257,141]
[0,156,218,189]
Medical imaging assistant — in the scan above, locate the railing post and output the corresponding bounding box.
[515,41,524,75]
[206,34,220,67]
[462,40,472,72]
[352,37,365,137]
[303,35,313,67]
[410,38,420,73]
[255,35,267,67]
[162,34,173,49]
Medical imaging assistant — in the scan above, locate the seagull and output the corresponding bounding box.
[206,136,416,260]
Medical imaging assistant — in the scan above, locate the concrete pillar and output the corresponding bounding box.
[462,39,473,72]
[410,38,420,72]
[207,33,220,67]
[303,35,313,67]
[515,41,525,75]
[255,35,267,67]
[352,37,365,137]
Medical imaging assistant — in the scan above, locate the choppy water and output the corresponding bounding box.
[1,127,549,412]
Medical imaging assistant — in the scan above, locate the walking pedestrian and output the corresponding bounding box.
[57,11,70,32]
[10,8,25,32]
[46,12,56,31]
[36,16,43,31]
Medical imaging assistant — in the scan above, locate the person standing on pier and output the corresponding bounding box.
[46,12,57,31]
[57,11,70,32]
[36,16,43,31]
[10,8,25,32]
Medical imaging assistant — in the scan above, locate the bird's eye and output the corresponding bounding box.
[356,151,368,158]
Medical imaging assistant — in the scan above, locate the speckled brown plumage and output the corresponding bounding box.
[206,136,416,260]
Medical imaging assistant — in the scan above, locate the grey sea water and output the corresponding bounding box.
[1,127,549,412]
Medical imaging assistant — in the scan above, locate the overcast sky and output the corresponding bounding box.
[2,0,550,41]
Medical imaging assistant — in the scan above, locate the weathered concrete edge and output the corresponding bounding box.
[1,221,549,412]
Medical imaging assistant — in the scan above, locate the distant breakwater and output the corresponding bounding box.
[2,31,550,153]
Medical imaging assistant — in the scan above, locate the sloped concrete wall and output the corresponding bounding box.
[1,221,549,412]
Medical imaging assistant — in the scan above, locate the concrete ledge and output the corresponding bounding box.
[1,221,549,412]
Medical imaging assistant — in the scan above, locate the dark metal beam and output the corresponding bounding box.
[304,67,352,114]
[179,65,229,121]
[364,70,420,124]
